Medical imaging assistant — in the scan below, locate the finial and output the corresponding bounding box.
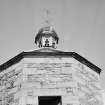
[44,9,52,26]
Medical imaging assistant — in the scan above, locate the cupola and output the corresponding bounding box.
[35,26,59,49]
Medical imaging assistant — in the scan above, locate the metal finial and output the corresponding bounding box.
[44,9,51,26]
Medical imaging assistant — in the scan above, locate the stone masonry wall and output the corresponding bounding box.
[0,62,23,105]
[22,57,103,105]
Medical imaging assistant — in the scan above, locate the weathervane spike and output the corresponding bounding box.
[44,9,51,26]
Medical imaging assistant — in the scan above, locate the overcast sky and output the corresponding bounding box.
[0,0,105,89]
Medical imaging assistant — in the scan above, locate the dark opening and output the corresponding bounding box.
[38,96,62,105]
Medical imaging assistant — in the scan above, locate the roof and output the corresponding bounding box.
[0,48,101,74]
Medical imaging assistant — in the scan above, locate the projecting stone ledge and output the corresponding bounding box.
[0,49,101,74]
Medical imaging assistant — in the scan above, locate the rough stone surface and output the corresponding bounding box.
[0,57,103,105]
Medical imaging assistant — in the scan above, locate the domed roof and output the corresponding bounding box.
[35,26,59,44]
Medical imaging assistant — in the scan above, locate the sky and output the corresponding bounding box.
[0,0,105,89]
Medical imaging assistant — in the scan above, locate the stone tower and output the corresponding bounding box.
[0,25,104,105]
